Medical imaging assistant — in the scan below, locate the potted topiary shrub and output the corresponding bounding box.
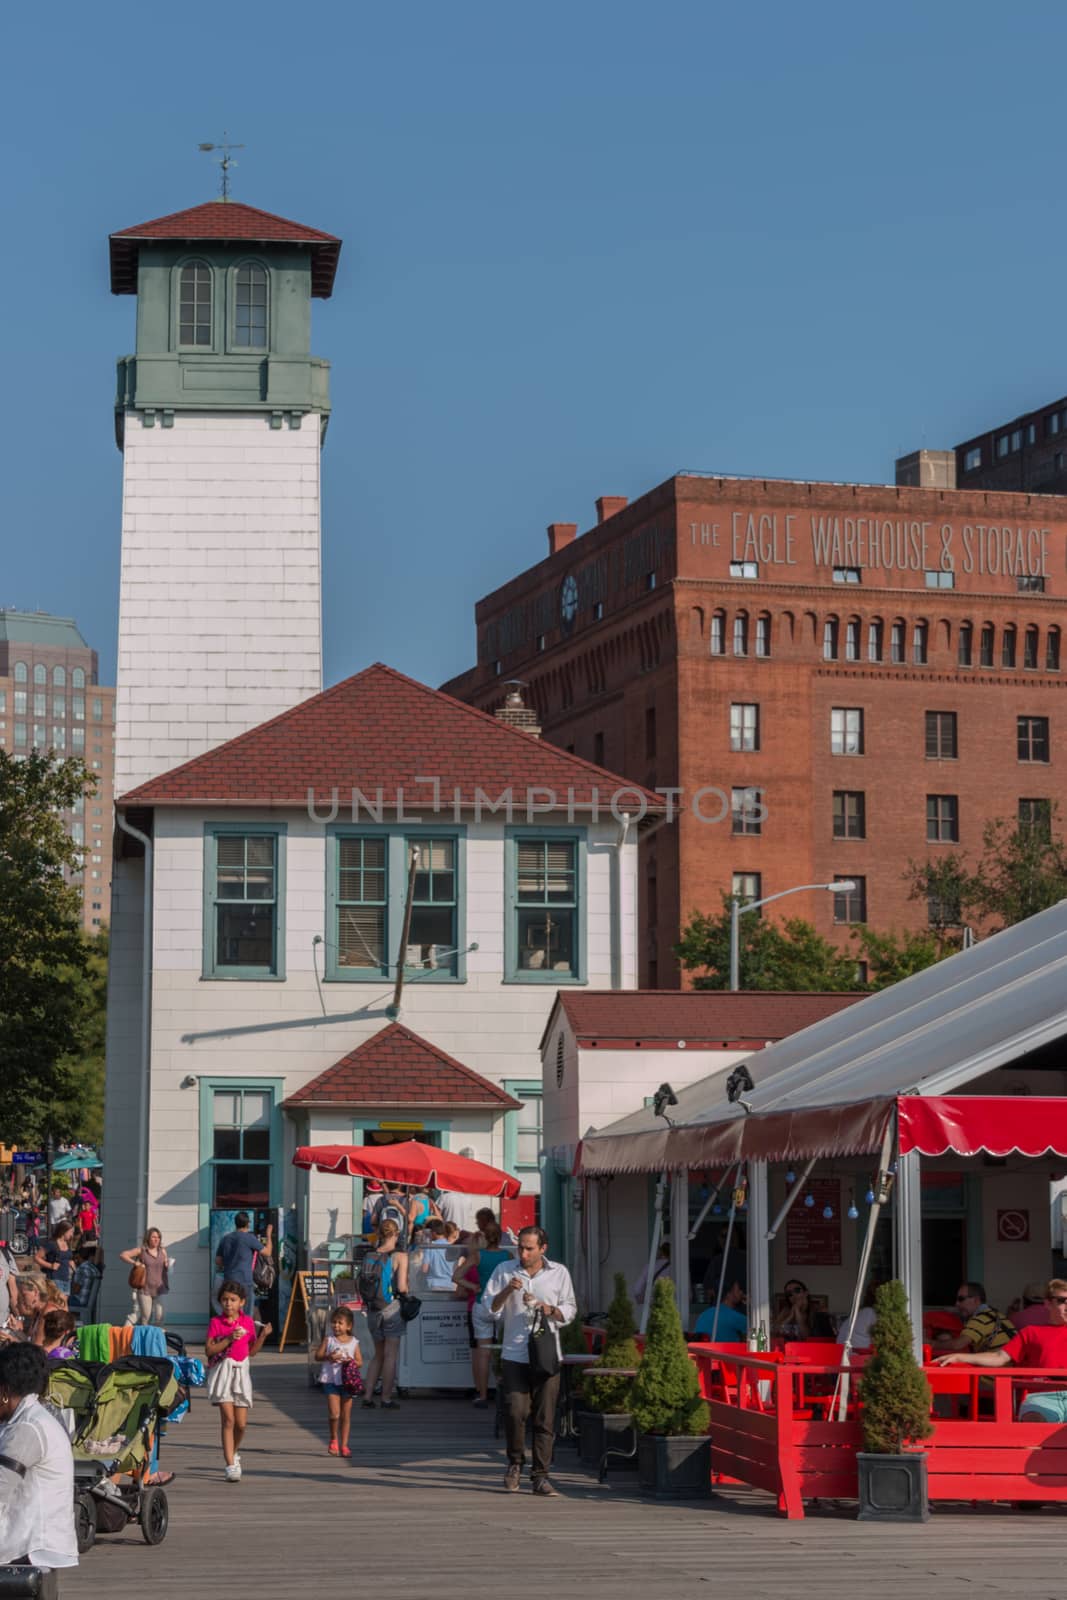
[629,1276,711,1498]
[857,1279,934,1522]
[577,1273,641,1469]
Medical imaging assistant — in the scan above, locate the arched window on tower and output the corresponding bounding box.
[1024,625,1039,669]
[867,618,883,662]
[710,610,725,655]
[72,667,85,689]
[53,665,65,686]
[33,664,46,685]
[755,613,771,657]
[13,661,27,683]
[179,262,213,347]
[913,620,928,664]
[980,623,995,666]
[733,612,748,656]
[823,617,839,660]
[891,619,906,663]
[1002,624,1017,668]
[234,262,268,348]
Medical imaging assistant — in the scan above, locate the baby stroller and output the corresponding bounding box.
[46,1356,180,1553]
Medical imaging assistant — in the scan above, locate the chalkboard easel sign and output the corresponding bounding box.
[278,1268,337,1351]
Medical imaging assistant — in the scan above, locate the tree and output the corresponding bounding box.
[629,1277,710,1436]
[676,897,859,990]
[583,1272,640,1413]
[907,807,1067,932]
[859,1280,934,1454]
[0,750,100,1143]
[851,925,952,989]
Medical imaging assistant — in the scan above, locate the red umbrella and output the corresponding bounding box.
[292,1140,521,1198]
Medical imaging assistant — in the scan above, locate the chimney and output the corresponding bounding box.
[494,680,541,738]
[596,495,628,524]
[547,522,578,555]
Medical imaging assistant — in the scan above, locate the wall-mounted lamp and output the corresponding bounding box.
[180,1074,197,1089]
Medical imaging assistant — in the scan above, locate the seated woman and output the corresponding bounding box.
[773,1279,835,1341]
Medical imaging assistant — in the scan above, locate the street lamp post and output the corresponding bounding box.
[729,881,856,991]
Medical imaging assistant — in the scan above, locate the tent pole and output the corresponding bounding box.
[764,1157,818,1241]
[640,1174,668,1336]
[710,1160,746,1343]
[746,1160,770,1349]
[896,1145,924,1364]
[834,1113,896,1422]
[687,1169,729,1241]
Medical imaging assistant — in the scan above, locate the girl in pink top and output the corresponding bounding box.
[205,1280,271,1481]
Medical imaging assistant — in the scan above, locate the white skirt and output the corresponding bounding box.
[208,1357,254,1409]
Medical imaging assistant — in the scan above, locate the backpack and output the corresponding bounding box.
[374,1196,408,1242]
[340,1358,365,1397]
[357,1252,388,1312]
[252,1250,276,1292]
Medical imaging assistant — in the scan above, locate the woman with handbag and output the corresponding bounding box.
[120,1227,171,1326]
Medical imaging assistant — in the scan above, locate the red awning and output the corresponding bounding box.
[578,1094,1067,1176]
[897,1096,1067,1159]
[292,1140,521,1197]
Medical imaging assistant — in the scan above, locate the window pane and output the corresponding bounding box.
[516,907,575,974]
[213,1165,270,1209]
[180,263,212,346]
[516,1130,541,1167]
[241,1090,271,1130]
[212,1129,241,1160]
[216,903,275,967]
[213,1090,240,1129]
[338,906,385,968]
[407,904,456,971]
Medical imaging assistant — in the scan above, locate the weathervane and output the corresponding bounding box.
[198,132,244,199]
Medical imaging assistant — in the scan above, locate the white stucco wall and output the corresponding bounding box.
[114,412,323,794]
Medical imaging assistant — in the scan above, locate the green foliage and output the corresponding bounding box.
[859,1281,934,1454]
[850,925,951,989]
[629,1277,710,1437]
[907,807,1067,932]
[583,1273,640,1413]
[0,751,103,1143]
[676,896,860,991]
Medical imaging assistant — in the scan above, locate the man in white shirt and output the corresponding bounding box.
[437,1191,492,1238]
[483,1225,577,1496]
[0,1342,78,1572]
[47,1188,71,1229]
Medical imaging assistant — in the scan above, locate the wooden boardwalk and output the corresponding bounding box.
[61,1350,1067,1600]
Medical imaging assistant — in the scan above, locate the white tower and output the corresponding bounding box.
[109,199,341,791]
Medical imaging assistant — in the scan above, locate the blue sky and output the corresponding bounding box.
[2,1,1065,688]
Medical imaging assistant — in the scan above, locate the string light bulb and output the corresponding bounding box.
[804,1193,815,1208]
[865,1187,875,1205]
[823,1204,833,1219]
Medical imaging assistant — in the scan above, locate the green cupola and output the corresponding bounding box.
[109,199,341,446]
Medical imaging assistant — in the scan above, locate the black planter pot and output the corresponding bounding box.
[637,1432,712,1499]
[577,1409,637,1469]
[856,1451,929,1522]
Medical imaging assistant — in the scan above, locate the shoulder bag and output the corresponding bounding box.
[128,1255,147,1290]
[528,1305,560,1379]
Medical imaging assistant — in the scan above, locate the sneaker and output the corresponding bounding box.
[504,1464,522,1493]
[233,1454,241,1470]
[328,1441,339,1455]
[381,1398,401,1410]
[224,1463,241,1483]
[531,1478,559,1497]
[361,1400,376,1410]
[472,1397,489,1409]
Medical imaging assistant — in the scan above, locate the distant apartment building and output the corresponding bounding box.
[0,611,115,931]
[895,395,1067,498]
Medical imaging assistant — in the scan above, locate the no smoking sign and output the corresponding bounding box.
[997,1209,1030,1243]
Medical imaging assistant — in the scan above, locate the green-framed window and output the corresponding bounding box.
[203,823,287,980]
[336,835,388,974]
[504,828,586,984]
[233,261,268,349]
[503,1080,543,1177]
[179,261,213,347]
[326,827,466,983]
[197,1076,284,1237]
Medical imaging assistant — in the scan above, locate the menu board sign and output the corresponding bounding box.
[786,1178,842,1267]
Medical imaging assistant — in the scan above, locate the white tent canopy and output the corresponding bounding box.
[580,898,1067,1175]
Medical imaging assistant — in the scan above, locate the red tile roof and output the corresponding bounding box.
[117,662,666,814]
[281,1023,521,1109]
[544,990,866,1051]
[109,200,341,297]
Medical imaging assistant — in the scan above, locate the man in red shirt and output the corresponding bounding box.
[936,1277,1067,1421]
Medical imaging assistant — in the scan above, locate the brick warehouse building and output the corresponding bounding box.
[442,473,1067,986]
